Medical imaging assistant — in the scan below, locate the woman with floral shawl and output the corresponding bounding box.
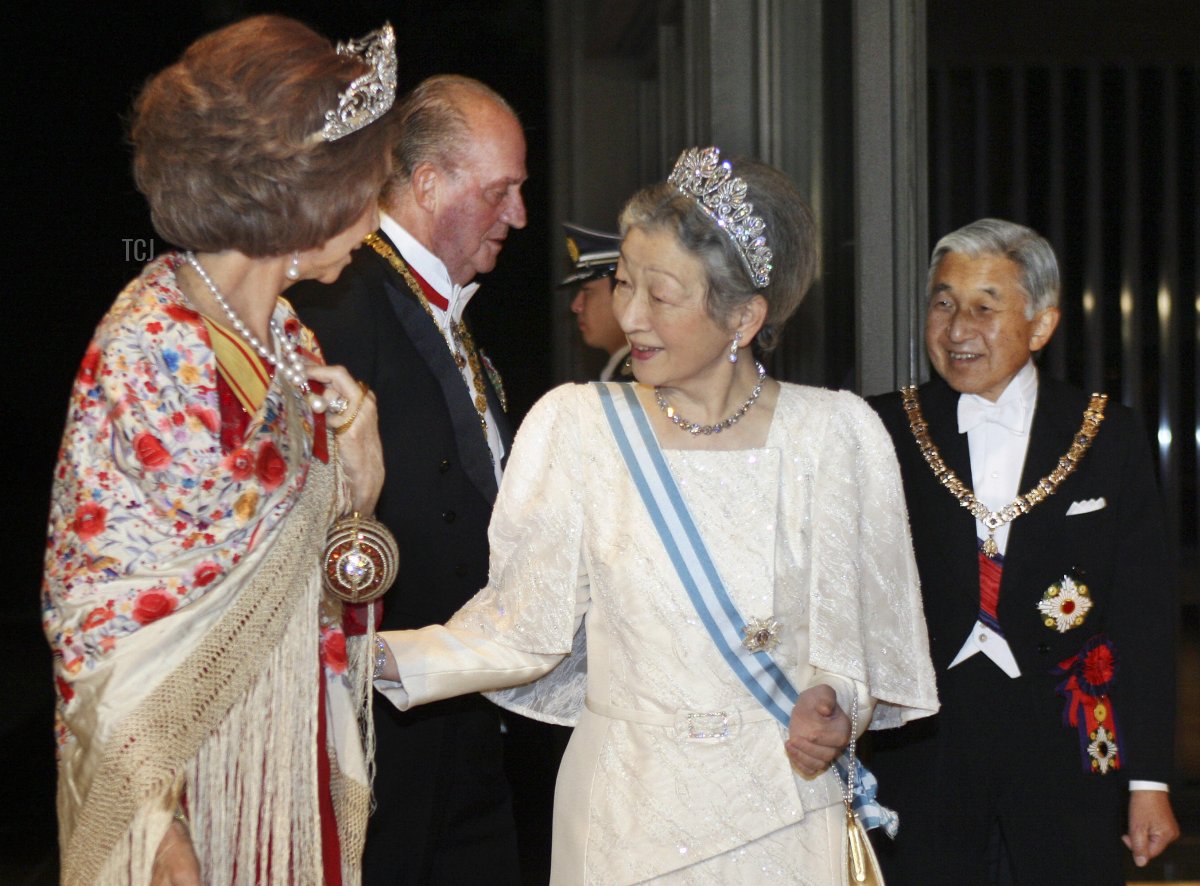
[42,15,396,885]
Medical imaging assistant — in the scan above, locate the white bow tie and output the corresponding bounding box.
[958,396,1027,434]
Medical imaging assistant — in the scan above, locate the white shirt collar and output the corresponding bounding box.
[957,360,1039,435]
[378,213,481,320]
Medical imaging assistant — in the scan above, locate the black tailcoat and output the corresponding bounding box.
[867,375,1176,885]
[290,231,521,885]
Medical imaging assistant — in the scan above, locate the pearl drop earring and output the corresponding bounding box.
[728,331,742,364]
[285,252,301,281]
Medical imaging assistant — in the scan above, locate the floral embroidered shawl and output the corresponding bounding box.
[42,253,371,885]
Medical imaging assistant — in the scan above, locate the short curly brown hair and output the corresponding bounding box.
[131,15,394,257]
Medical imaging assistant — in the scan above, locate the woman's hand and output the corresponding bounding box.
[307,364,384,515]
[151,820,201,886]
[784,683,851,777]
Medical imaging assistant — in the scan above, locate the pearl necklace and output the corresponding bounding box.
[656,361,767,435]
[183,251,325,412]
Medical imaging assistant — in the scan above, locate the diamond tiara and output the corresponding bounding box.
[313,23,397,143]
[668,146,773,289]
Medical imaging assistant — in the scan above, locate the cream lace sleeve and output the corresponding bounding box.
[804,390,939,729]
[380,384,592,725]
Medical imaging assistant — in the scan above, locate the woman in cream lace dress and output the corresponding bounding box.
[375,148,938,884]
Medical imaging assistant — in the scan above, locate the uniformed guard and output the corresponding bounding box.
[560,222,630,380]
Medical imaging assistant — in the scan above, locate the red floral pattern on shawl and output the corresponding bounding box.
[41,253,328,751]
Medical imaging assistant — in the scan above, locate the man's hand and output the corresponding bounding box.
[151,820,202,886]
[1123,790,1180,867]
[785,684,851,777]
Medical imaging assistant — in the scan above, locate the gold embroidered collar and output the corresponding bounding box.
[901,385,1107,556]
[363,231,499,439]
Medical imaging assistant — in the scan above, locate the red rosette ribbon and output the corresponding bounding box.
[1054,634,1121,774]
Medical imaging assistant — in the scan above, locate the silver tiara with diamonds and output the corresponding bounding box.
[312,23,397,143]
[668,146,773,289]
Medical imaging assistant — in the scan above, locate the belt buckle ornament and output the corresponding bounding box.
[1037,574,1093,633]
[677,711,732,741]
[742,616,781,653]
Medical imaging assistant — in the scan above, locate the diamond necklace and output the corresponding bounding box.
[655,361,767,435]
[183,251,324,412]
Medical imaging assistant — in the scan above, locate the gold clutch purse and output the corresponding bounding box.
[841,694,885,885]
[844,802,884,885]
[322,512,398,604]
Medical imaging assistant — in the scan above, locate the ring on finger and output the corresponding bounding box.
[334,380,371,437]
[328,395,349,416]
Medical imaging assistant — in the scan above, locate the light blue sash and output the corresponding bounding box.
[597,382,897,835]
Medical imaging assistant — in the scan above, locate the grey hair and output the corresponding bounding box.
[618,155,816,353]
[382,74,517,201]
[929,218,1060,316]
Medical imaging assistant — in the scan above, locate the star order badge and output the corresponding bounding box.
[1037,575,1093,633]
[1087,724,1119,774]
[742,616,781,653]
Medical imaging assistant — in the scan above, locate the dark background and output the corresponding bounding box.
[6,2,550,881]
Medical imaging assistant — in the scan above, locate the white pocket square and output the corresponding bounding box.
[1066,497,1106,516]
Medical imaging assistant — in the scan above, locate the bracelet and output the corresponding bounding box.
[334,380,370,437]
[373,635,388,680]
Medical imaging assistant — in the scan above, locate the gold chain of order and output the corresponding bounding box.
[364,232,491,441]
[901,386,1108,556]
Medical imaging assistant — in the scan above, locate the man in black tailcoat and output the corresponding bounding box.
[290,75,528,885]
[867,218,1179,884]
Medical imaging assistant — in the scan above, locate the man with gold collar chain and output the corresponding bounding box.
[867,218,1179,884]
[290,75,530,884]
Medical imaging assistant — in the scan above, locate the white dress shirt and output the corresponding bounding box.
[381,214,506,486]
[947,360,1038,678]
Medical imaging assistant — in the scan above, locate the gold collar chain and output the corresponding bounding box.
[901,386,1108,556]
[364,232,493,438]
